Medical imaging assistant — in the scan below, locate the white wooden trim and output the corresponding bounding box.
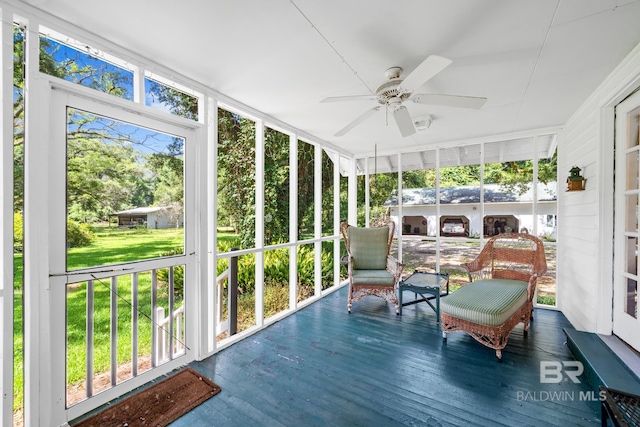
[0,8,14,427]
[289,134,298,310]
[613,90,640,349]
[434,149,441,271]
[205,96,217,356]
[314,144,322,296]
[183,113,199,363]
[47,87,199,423]
[347,157,357,226]
[597,105,615,334]
[357,126,564,159]
[333,152,340,287]
[23,15,51,425]
[397,152,403,261]
[255,121,264,326]
[365,157,370,226]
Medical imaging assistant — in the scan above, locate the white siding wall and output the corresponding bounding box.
[558,42,640,334]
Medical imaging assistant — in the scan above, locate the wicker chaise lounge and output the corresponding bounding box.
[441,233,547,361]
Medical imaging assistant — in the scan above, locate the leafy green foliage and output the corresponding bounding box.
[321,150,335,233]
[156,248,184,300]
[537,294,556,306]
[217,109,257,247]
[13,212,22,250]
[264,129,290,245]
[67,220,96,247]
[146,79,198,120]
[298,141,316,237]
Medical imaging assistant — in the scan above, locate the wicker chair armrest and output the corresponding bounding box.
[464,260,491,282]
[464,258,488,274]
[467,270,488,282]
[526,273,545,301]
[386,255,404,282]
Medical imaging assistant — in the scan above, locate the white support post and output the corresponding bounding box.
[24,17,57,426]
[204,96,217,356]
[397,153,403,262]
[333,153,340,287]
[314,144,322,296]
[479,143,485,245]
[435,149,441,272]
[365,157,370,227]
[348,157,357,226]
[532,136,539,236]
[289,134,298,309]
[0,8,14,427]
[255,121,264,326]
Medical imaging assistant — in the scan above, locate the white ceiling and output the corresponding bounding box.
[16,0,640,158]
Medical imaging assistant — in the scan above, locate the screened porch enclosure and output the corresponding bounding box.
[3,5,567,427]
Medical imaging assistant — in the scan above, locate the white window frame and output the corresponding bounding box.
[35,78,202,424]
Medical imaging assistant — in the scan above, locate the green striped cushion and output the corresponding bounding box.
[441,279,528,326]
[351,269,395,286]
[348,226,389,270]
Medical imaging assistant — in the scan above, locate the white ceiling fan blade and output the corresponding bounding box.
[335,106,380,137]
[398,55,453,93]
[321,95,377,103]
[412,93,487,109]
[392,106,417,137]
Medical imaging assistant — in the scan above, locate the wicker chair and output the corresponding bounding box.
[441,233,547,361]
[340,221,404,314]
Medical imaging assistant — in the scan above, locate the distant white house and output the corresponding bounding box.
[112,206,184,229]
[383,182,557,239]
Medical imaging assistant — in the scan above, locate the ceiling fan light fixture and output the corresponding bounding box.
[321,54,486,137]
[384,66,403,80]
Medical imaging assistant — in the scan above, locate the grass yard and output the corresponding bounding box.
[69,225,185,269]
[14,225,187,412]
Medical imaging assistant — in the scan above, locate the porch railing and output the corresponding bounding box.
[155,304,185,364]
[66,263,186,407]
[215,249,238,339]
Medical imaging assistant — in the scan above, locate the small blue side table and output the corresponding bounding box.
[398,271,450,323]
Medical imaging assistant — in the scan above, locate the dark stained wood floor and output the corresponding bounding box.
[175,286,601,426]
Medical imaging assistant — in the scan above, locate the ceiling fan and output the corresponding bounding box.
[321,55,487,137]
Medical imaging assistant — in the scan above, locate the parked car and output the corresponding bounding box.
[441,219,468,236]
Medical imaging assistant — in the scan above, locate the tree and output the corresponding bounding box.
[217,109,256,247]
[146,80,198,121]
[14,31,138,215]
[65,109,159,222]
[263,128,290,244]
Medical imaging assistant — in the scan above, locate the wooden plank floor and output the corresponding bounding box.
[176,286,601,426]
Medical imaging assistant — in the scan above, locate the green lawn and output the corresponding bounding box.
[14,225,186,411]
[12,226,330,412]
[69,225,185,268]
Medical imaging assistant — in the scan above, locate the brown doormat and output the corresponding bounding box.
[74,367,221,427]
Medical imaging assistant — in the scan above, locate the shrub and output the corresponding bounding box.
[215,239,338,295]
[67,220,95,247]
[157,248,184,300]
[13,212,23,251]
[537,294,556,306]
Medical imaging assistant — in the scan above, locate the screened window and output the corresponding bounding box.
[66,107,185,270]
[145,78,199,121]
[40,35,133,100]
[216,108,256,250]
